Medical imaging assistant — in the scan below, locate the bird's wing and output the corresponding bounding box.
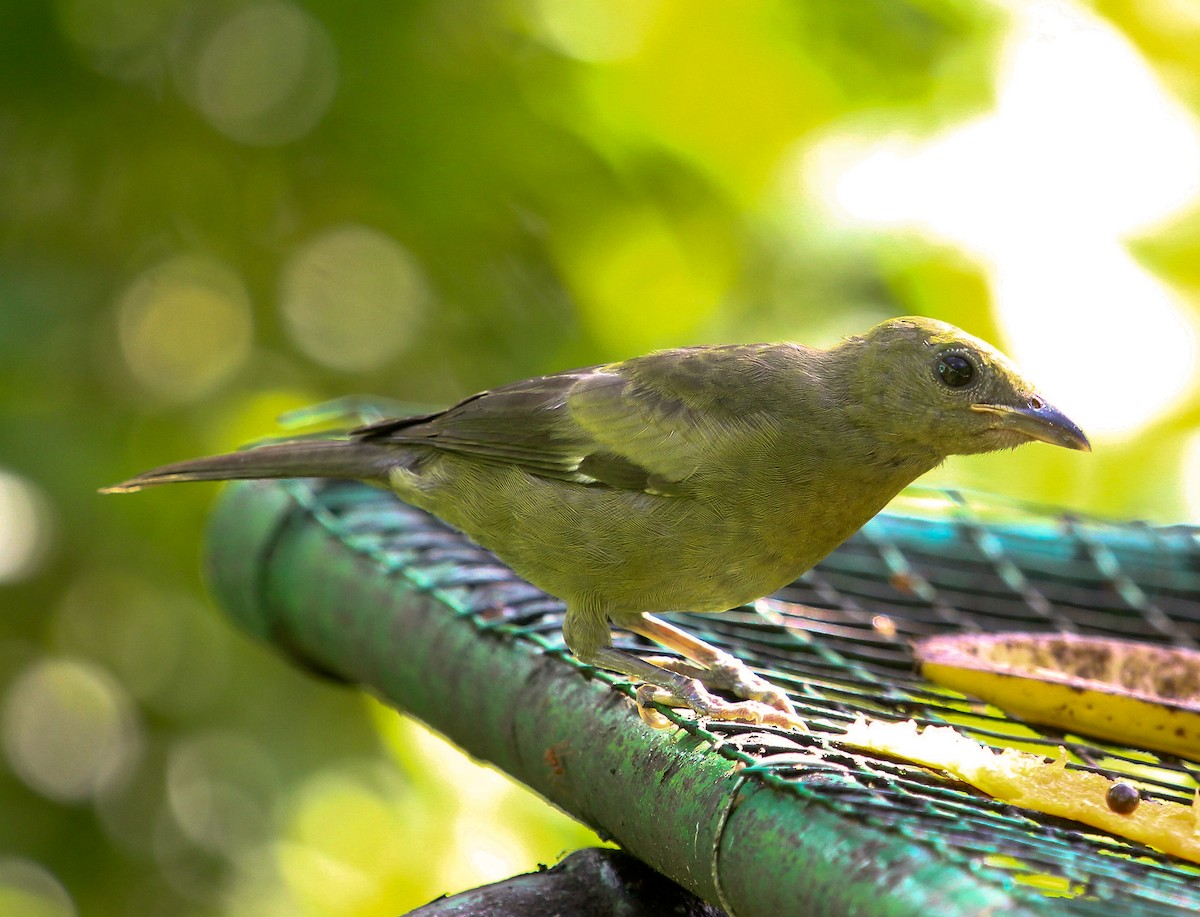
[352,345,793,494]
[353,369,604,484]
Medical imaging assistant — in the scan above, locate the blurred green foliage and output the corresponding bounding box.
[2,1,1200,915]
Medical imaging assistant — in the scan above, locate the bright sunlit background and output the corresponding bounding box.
[4,1,1200,914]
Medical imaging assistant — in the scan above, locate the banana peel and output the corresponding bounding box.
[913,633,1200,760]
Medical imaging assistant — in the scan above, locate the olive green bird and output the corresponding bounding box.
[103,317,1089,730]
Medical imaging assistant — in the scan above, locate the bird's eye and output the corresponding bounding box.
[935,353,975,388]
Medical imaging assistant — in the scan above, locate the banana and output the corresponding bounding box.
[913,633,1200,760]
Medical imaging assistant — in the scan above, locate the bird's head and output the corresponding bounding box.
[840,316,1090,457]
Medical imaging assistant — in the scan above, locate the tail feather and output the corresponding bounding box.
[100,439,402,493]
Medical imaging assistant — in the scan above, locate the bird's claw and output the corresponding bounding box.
[634,686,676,728]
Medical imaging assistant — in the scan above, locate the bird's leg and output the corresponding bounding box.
[622,613,803,728]
[564,605,804,731]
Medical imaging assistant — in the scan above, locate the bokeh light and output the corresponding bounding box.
[116,254,254,403]
[0,858,75,917]
[177,0,338,146]
[0,470,53,584]
[2,658,142,803]
[52,572,189,707]
[167,730,277,855]
[280,224,430,373]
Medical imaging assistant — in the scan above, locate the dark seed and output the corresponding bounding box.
[1106,782,1140,815]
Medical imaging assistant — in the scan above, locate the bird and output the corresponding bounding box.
[103,316,1090,731]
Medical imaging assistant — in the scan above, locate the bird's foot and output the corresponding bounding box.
[635,679,807,732]
[620,612,803,729]
[646,654,801,725]
[580,634,806,731]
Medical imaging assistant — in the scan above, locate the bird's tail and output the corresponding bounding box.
[100,439,402,493]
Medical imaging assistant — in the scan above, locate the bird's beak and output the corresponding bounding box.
[971,400,1091,452]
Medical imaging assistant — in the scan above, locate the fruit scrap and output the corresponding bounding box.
[913,633,1200,760]
[840,716,1200,864]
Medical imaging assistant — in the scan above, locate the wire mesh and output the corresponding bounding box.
[276,481,1200,913]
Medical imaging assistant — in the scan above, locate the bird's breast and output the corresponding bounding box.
[398,448,929,616]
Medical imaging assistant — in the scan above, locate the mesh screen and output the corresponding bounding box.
[310,481,1200,913]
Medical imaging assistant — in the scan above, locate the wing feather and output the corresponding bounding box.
[353,345,801,493]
